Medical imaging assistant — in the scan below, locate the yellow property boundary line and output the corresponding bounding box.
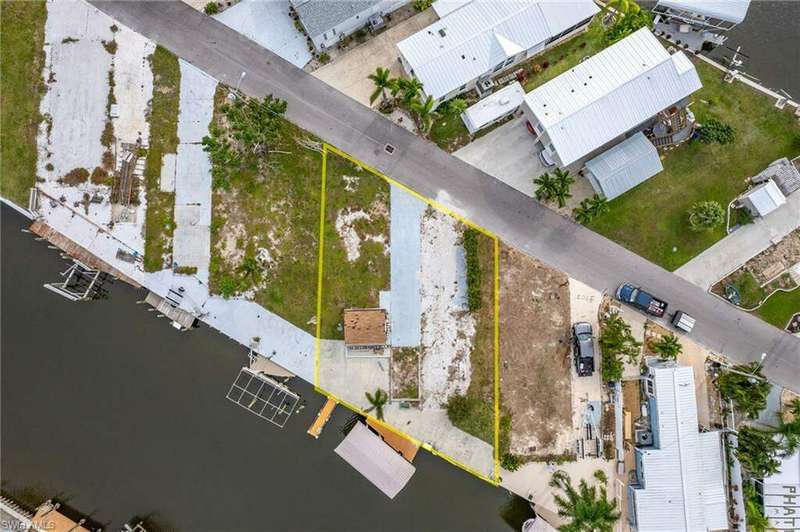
[314,143,502,486]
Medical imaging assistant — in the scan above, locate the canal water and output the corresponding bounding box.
[707,0,800,99]
[0,206,525,531]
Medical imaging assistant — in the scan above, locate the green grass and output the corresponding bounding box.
[521,20,606,93]
[756,288,800,329]
[588,59,800,270]
[319,152,390,339]
[143,46,180,272]
[430,113,471,152]
[714,270,765,309]
[208,89,324,333]
[0,1,47,205]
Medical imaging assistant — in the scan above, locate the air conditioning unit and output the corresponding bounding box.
[479,78,495,93]
[635,429,653,446]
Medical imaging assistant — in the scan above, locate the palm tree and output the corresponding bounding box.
[364,389,389,420]
[550,470,620,532]
[367,66,393,105]
[553,168,575,208]
[446,97,468,117]
[604,0,640,23]
[410,95,439,134]
[573,194,609,224]
[397,77,424,106]
[652,334,682,360]
[688,200,725,232]
[773,399,800,455]
[534,172,558,203]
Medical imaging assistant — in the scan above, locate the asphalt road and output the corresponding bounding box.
[89,1,799,390]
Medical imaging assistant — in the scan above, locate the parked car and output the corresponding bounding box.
[615,283,668,317]
[538,148,556,167]
[572,322,595,376]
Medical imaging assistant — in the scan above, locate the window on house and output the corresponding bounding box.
[493,62,504,72]
[645,378,655,397]
[534,122,542,134]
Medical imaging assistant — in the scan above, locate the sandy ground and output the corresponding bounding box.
[499,246,573,456]
[312,8,438,107]
[419,210,474,408]
[36,0,152,252]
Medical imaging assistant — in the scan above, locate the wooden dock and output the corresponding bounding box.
[367,419,420,462]
[29,220,141,288]
[307,397,337,439]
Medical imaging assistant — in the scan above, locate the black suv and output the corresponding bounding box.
[572,322,595,377]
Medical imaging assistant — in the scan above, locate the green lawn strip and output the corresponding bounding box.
[1,1,47,205]
[588,59,800,270]
[430,114,471,152]
[521,20,606,93]
[143,46,180,271]
[207,90,324,333]
[448,233,509,454]
[755,288,800,329]
[319,152,390,339]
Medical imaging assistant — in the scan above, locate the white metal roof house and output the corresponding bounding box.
[291,0,409,52]
[628,358,728,531]
[653,0,751,51]
[396,0,599,106]
[461,81,525,134]
[584,132,664,200]
[520,28,702,169]
[740,179,787,218]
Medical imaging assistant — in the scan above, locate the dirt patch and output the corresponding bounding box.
[499,245,572,456]
[746,229,800,284]
[391,347,420,400]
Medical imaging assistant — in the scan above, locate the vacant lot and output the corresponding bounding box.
[143,46,180,271]
[209,92,324,333]
[499,246,572,458]
[318,151,390,339]
[1,1,46,205]
[589,59,800,270]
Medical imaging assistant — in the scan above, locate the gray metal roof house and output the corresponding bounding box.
[291,0,408,52]
[584,132,664,200]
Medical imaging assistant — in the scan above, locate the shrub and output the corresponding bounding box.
[101,121,115,147]
[699,118,736,144]
[413,0,434,11]
[60,167,89,185]
[463,228,482,312]
[501,453,523,472]
[175,265,198,275]
[203,2,219,15]
[318,52,330,64]
[688,201,725,232]
[90,166,109,185]
[218,275,240,298]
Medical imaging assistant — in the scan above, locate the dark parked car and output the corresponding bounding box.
[572,322,595,376]
[615,283,668,317]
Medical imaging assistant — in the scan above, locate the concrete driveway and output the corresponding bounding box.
[675,192,800,290]
[453,117,546,197]
[312,9,437,107]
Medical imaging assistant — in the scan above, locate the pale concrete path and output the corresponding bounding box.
[675,192,800,290]
[312,9,437,107]
[89,1,800,392]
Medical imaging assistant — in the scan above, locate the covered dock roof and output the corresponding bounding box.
[334,422,416,498]
[585,132,663,200]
